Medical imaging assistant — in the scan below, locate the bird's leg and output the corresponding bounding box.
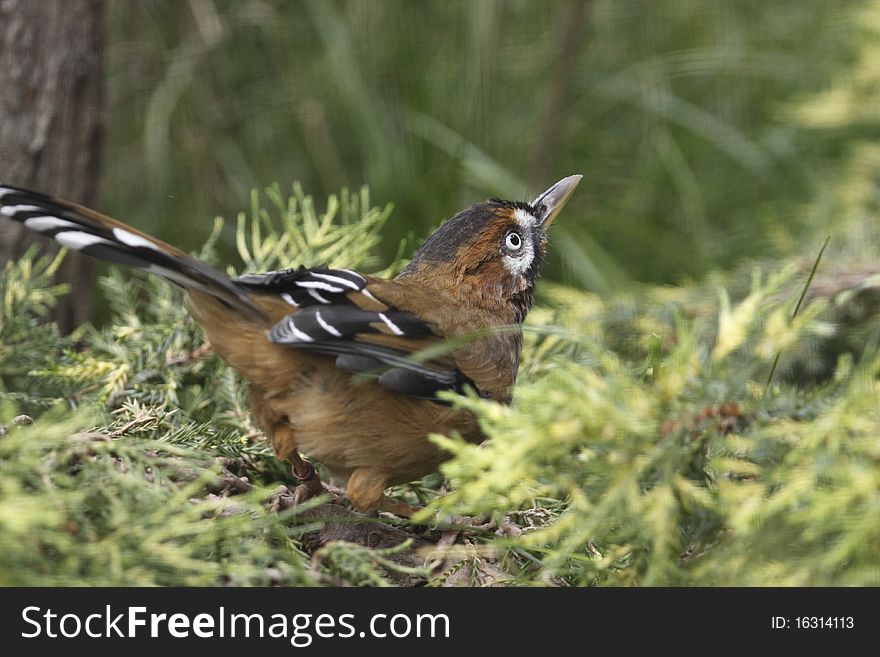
[343,469,425,519]
[290,451,324,504]
[347,467,394,515]
[273,424,324,504]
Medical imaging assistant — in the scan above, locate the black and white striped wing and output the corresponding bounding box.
[235,267,372,308]
[236,267,474,400]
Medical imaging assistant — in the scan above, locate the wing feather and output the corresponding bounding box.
[238,267,487,401]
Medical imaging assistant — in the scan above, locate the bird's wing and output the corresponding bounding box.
[236,269,516,402]
[369,278,520,404]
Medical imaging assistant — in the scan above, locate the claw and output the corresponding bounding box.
[378,495,423,518]
[292,477,324,505]
[290,461,324,504]
[290,460,324,504]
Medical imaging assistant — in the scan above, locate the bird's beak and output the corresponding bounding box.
[532,174,582,227]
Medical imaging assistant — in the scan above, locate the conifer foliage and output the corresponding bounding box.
[1,184,878,586]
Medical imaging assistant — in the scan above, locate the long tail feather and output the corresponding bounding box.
[0,184,265,322]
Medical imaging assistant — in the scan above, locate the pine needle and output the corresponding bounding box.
[762,235,830,399]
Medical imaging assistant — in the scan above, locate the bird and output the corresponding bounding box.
[0,175,581,516]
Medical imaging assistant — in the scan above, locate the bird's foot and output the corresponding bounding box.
[438,513,523,537]
[378,494,423,519]
[291,461,324,505]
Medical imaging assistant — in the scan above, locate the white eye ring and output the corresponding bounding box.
[505,231,523,251]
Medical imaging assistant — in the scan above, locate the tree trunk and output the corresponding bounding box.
[0,0,104,332]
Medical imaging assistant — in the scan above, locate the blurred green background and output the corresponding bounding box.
[102,0,869,293]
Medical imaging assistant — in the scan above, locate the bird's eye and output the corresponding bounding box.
[504,230,523,251]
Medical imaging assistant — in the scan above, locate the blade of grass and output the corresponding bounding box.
[763,235,831,399]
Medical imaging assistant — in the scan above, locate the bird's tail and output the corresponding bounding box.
[0,184,266,322]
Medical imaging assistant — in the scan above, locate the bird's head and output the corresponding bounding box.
[399,175,582,321]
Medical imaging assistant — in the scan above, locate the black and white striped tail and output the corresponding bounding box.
[0,184,264,321]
